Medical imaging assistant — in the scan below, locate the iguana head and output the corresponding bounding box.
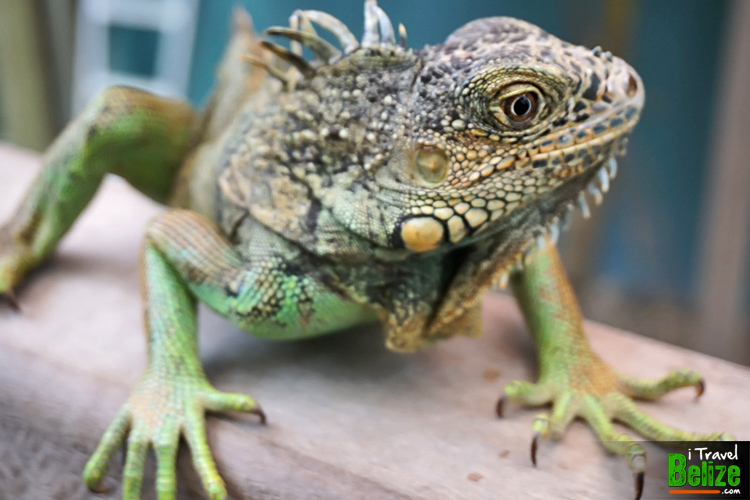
[379,16,644,254]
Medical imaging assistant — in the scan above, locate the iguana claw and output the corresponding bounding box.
[249,405,268,425]
[695,378,705,398]
[495,396,505,418]
[1,290,20,311]
[530,413,549,466]
[634,471,644,500]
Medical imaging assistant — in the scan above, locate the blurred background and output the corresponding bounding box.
[0,0,747,365]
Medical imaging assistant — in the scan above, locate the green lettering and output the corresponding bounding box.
[728,465,741,487]
[715,465,726,487]
[688,465,701,487]
[668,454,687,486]
[702,460,710,486]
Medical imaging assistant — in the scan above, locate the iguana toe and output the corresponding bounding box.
[617,368,705,401]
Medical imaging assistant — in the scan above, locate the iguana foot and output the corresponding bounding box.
[506,243,735,499]
[497,362,733,500]
[82,370,264,500]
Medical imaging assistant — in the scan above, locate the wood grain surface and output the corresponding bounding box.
[1,143,748,499]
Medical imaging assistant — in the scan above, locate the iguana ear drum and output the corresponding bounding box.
[414,145,448,185]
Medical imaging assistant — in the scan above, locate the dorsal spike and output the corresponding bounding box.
[362,0,380,47]
[299,15,318,39]
[265,27,342,64]
[374,5,395,46]
[259,41,316,79]
[398,23,408,49]
[241,53,290,87]
[296,10,359,54]
[287,13,303,56]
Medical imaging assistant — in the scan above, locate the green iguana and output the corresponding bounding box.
[0,2,731,499]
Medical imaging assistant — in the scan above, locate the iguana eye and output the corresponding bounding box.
[491,84,544,130]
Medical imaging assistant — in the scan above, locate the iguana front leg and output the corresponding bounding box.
[83,209,371,499]
[81,210,268,500]
[0,86,195,302]
[500,242,732,500]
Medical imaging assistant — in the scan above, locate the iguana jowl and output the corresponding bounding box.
[0,2,731,499]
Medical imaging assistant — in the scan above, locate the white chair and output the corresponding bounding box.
[72,0,198,113]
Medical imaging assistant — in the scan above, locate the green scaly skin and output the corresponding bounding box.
[0,2,732,499]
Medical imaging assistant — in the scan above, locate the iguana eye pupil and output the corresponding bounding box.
[512,96,531,116]
[504,92,539,123]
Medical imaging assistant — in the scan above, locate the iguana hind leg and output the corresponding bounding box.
[0,86,196,300]
[499,241,732,500]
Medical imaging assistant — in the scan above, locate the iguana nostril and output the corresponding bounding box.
[627,73,638,97]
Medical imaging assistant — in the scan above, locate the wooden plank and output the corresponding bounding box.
[0,143,748,499]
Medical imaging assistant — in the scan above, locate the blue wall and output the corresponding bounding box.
[599,0,727,299]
